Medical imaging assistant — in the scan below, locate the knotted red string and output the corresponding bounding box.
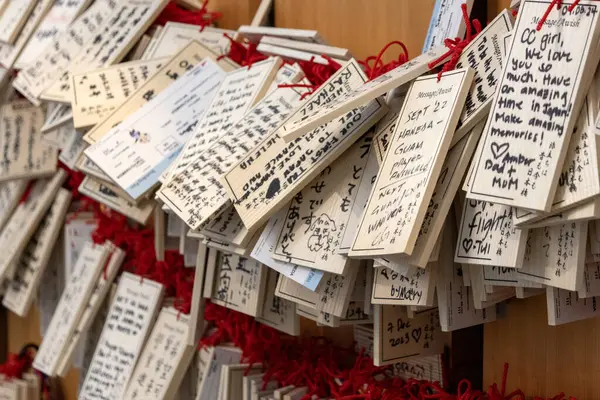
[154,0,222,28]
[219,33,268,68]
[0,353,31,379]
[427,3,482,81]
[536,0,592,31]
[359,41,409,80]
[277,56,341,99]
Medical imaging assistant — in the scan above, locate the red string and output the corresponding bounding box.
[277,56,341,99]
[359,41,409,80]
[154,0,221,28]
[18,181,35,204]
[535,0,592,31]
[219,33,268,68]
[427,3,482,81]
[0,353,31,379]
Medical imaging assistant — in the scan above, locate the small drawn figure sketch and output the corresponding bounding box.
[129,129,150,144]
[307,214,337,252]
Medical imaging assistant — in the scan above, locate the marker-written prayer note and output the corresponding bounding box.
[277,46,447,140]
[33,242,110,376]
[79,273,164,400]
[85,58,229,200]
[0,0,54,69]
[349,69,474,259]
[0,170,65,283]
[211,252,267,317]
[454,200,527,268]
[71,57,166,129]
[0,180,26,230]
[251,207,324,291]
[468,0,600,211]
[40,0,170,103]
[547,286,600,325]
[123,308,193,400]
[156,69,305,231]
[0,101,57,181]
[55,245,125,377]
[373,306,447,367]
[78,177,155,224]
[3,189,71,317]
[452,10,513,144]
[0,0,36,45]
[83,41,238,145]
[14,0,91,69]
[518,222,587,291]
[271,133,373,274]
[371,265,436,307]
[159,56,282,184]
[13,0,118,98]
[222,59,387,231]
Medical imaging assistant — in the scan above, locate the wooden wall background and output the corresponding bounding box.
[12,0,600,398]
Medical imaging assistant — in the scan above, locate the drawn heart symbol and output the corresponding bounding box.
[462,238,473,253]
[491,142,509,160]
[412,328,422,343]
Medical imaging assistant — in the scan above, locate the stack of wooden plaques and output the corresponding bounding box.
[2,0,600,398]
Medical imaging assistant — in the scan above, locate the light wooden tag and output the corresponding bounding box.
[14,0,91,69]
[39,0,170,103]
[521,198,600,229]
[2,188,71,317]
[517,222,587,291]
[42,121,76,149]
[33,241,110,376]
[349,68,474,259]
[467,0,600,211]
[55,244,125,377]
[210,252,268,317]
[0,378,18,400]
[373,305,448,366]
[187,243,208,346]
[390,354,444,382]
[480,265,543,288]
[454,199,528,268]
[238,26,325,44]
[0,180,26,231]
[372,264,437,307]
[261,36,351,60]
[40,104,72,133]
[157,57,281,187]
[157,69,305,232]
[58,130,86,170]
[123,307,194,400]
[0,0,36,45]
[11,0,116,97]
[278,46,448,141]
[0,170,66,283]
[256,270,300,335]
[315,263,359,318]
[83,42,237,146]
[78,176,155,224]
[257,43,346,65]
[270,133,373,274]
[75,155,117,188]
[422,0,474,52]
[0,101,57,181]
[588,220,600,262]
[38,228,64,336]
[85,58,231,200]
[547,286,600,325]
[250,208,324,290]
[220,364,263,400]
[79,272,165,400]
[580,262,600,298]
[146,21,232,59]
[403,122,484,268]
[372,93,406,164]
[64,213,98,279]
[223,60,388,231]
[274,274,318,309]
[196,346,243,400]
[71,57,166,129]
[452,10,514,146]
